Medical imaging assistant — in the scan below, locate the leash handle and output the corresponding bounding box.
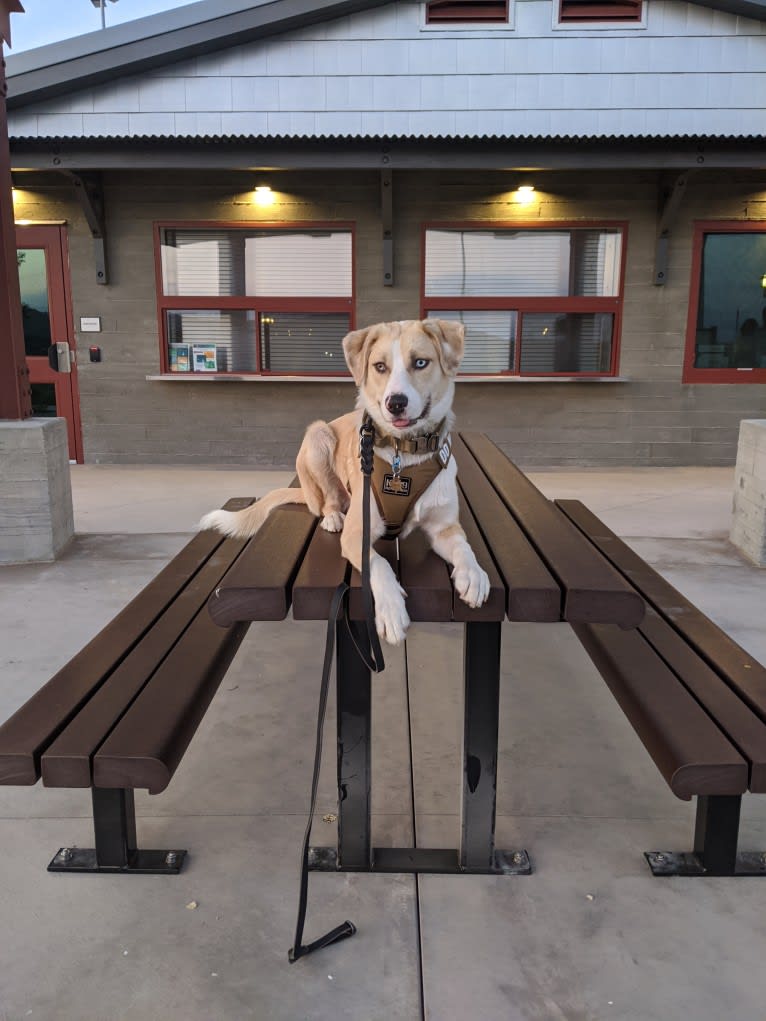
[289,583,355,963]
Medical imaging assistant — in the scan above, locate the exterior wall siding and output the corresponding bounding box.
[11,167,766,468]
[8,0,766,140]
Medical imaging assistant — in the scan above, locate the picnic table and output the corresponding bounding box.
[208,432,645,877]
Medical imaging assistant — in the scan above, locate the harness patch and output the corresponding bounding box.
[382,473,412,497]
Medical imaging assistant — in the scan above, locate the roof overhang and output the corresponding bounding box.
[9,134,766,171]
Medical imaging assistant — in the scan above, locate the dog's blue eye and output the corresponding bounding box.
[413,358,429,370]
[373,362,388,374]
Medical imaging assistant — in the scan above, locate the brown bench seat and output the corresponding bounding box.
[558,499,766,876]
[0,499,255,874]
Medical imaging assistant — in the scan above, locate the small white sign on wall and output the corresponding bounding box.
[80,317,102,332]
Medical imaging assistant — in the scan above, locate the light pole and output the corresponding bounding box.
[89,0,118,30]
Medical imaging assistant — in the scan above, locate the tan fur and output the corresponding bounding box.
[200,319,489,644]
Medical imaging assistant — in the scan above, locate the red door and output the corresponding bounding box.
[15,224,83,463]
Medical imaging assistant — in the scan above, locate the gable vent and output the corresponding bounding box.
[426,0,509,23]
[559,0,642,20]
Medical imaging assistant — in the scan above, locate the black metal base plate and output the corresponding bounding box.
[48,848,187,874]
[308,846,531,875]
[645,850,766,877]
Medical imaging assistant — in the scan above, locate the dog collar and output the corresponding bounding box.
[366,417,448,456]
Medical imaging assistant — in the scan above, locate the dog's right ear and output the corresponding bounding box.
[342,326,374,386]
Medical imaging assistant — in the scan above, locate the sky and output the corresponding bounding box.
[8,0,200,53]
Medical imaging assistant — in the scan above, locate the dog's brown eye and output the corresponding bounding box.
[413,358,429,370]
[373,361,388,374]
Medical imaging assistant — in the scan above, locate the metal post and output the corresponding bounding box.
[336,619,372,870]
[460,621,501,871]
[694,795,741,876]
[93,787,137,868]
[0,4,32,420]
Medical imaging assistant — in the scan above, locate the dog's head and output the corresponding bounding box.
[342,319,465,437]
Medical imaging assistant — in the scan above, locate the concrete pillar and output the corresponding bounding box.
[0,418,74,563]
[730,419,766,568]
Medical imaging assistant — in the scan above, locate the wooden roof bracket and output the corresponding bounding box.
[653,170,693,286]
[381,165,393,287]
[63,169,108,285]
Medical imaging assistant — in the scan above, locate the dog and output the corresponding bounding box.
[200,319,490,644]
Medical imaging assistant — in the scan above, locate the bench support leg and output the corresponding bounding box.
[47,788,187,875]
[645,795,766,877]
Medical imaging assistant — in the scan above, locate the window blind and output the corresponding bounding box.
[425,229,621,298]
[428,311,516,373]
[260,313,351,374]
[161,229,352,298]
[519,313,613,373]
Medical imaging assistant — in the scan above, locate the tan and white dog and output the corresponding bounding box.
[200,319,490,644]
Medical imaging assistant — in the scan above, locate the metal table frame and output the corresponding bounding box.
[308,619,531,877]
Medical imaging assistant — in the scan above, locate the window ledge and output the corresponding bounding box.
[457,375,631,383]
[146,374,354,383]
[147,373,631,384]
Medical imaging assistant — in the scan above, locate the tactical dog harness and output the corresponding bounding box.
[366,419,453,539]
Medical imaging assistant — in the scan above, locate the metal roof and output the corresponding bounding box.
[10,133,766,170]
[7,0,766,110]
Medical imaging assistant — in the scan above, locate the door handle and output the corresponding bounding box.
[47,342,72,374]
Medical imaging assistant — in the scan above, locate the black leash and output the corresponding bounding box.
[288,418,385,962]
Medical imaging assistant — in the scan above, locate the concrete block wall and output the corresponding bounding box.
[11,167,766,467]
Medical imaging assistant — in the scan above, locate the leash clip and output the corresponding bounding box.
[392,441,402,479]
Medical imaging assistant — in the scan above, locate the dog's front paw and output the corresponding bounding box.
[452,562,490,608]
[374,583,410,646]
[320,510,345,533]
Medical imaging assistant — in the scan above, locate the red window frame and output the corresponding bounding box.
[559,0,642,21]
[426,0,509,23]
[420,220,628,378]
[683,220,766,385]
[153,221,356,377]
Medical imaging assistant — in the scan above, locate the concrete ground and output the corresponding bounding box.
[1,463,765,1021]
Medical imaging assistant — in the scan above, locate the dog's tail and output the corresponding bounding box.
[199,488,308,539]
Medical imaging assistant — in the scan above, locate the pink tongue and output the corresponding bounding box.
[392,417,410,428]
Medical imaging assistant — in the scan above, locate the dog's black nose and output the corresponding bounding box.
[386,393,408,416]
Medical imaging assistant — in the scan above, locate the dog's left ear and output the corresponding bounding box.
[424,319,465,375]
[342,326,375,386]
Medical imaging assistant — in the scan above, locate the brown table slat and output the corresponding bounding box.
[453,436,561,622]
[208,504,317,625]
[639,607,766,793]
[573,622,748,799]
[93,611,250,794]
[452,491,506,622]
[0,498,253,786]
[41,536,251,788]
[292,525,348,620]
[558,498,766,731]
[461,433,644,628]
[398,528,453,622]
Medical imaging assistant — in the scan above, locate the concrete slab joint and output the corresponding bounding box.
[730,419,766,568]
[0,418,74,564]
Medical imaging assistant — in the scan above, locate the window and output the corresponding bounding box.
[559,0,642,21]
[426,0,509,22]
[423,224,625,376]
[684,222,766,384]
[156,225,354,376]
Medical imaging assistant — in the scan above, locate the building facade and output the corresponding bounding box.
[7,0,766,466]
